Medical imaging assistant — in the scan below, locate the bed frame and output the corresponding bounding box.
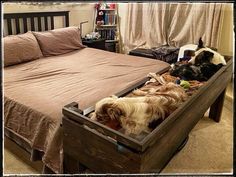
[3,11,70,174]
[62,57,233,173]
[3,11,69,35]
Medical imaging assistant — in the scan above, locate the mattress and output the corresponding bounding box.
[4,47,170,173]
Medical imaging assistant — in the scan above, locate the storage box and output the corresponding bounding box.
[63,57,232,173]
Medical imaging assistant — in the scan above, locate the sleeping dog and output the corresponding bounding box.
[91,76,187,135]
[188,38,226,65]
[170,38,226,81]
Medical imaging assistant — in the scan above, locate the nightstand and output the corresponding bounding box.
[82,38,105,50]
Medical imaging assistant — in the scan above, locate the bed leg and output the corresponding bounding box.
[42,164,55,174]
[209,89,226,122]
[63,153,86,174]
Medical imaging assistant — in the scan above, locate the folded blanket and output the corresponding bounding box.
[151,45,179,64]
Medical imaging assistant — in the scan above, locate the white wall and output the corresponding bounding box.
[218,4,234,56]
[3,2,96,37]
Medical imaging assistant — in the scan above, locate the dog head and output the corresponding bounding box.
[169,63,201,80]
[196,37,204,50]
[91,96,125,124]
[194,50,214,65]
[189,38,226,65]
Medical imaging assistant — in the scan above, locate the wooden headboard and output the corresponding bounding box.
[3,11,69,35]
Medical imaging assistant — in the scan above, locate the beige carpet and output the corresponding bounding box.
[4,83,233,175]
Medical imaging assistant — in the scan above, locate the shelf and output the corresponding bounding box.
[99,9,116,11]
[105,39,119,43]
[96,25,117,28]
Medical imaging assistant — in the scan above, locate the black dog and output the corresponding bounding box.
[170,38,223,81]
[169,60,223,82]
[169,62,205,81]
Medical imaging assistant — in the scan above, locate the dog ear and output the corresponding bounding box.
[107,104,124,120]
[90,112,97,121]
[197,37,204,49]
[101,103,124,120]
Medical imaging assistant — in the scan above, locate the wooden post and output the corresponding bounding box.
[63,153,86,174]
[209,89,226,122]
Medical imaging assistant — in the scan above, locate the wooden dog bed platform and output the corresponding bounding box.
[62,57,232,173]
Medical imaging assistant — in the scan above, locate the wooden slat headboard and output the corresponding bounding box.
[4,11,69,35]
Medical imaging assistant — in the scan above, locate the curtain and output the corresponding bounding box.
[123,3,169,53]
[122,3,225,53]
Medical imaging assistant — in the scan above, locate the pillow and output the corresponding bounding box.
[33,27,86,57]
[4,31,43,67]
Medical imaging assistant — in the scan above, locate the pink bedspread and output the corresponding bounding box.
[4,48,170,173]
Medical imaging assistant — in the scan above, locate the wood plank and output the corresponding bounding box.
[30,17,35,31]
[38,17,42,31]
[209,89,226,122]
[50,16,54,30]
[15,18,20,34]
[42,165,55,174]
[63,117,141,173]
[63,108,142,152]
[23,18,27,33]
[44,16,48,30]
[63,153,82,174]
[65,13,69,27]
[7,19,12,35]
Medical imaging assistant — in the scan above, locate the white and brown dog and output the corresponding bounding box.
[91,74,187,135]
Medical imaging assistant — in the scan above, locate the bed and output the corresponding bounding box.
[3,11,170,174]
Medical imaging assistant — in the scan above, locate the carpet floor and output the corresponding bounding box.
[4,83,233,175]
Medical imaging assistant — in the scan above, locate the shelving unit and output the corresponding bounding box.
[94,3,120,53]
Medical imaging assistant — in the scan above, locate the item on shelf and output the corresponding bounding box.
[84,32,101,40]
[109,3,116,9]
[104,14,116,25]
[96,10,105,26]
[94,3,120,52]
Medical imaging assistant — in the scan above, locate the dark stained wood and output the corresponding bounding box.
[63,117,141,173]
[63,153,84,174]
[5,127,44,162]
[23,18,27,33]
[30,17,35,31]
[4,127,31,153]
[38,17,42,31]
[7,19,12,35]
[63,58,233,173]
[209,89,226,122]
[44,16,48,31]
[50,16,54,29]
[63,108,142,151]
[15,18,20,34]
[65,13,69,27]
[42,165,55,174]
[4,11,70,35]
